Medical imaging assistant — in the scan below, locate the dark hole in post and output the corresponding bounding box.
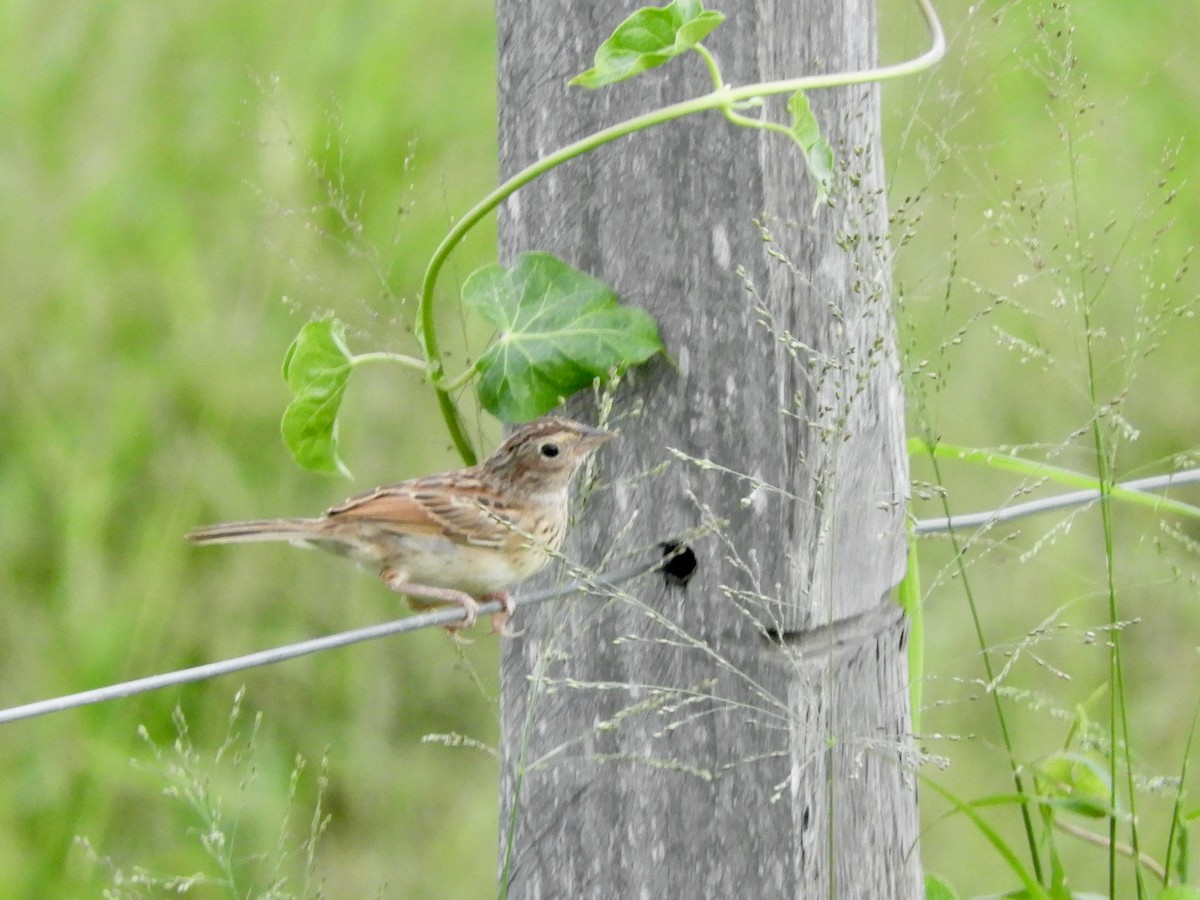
[659,541,697,588]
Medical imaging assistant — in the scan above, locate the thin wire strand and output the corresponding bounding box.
[0,556,665,726]
[914,468,1200,535]
[6,462,1194,726]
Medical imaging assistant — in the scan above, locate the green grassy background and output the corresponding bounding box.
[0,0,1197,897]
[890,3,1200,896]
[1,1,502,896]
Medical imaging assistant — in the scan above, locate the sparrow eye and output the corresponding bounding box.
[539,442,560,458]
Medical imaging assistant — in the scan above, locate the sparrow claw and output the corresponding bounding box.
[485,591,519,637]
[456,597,480,630]
[443,625,475,644]
[490,616,523,638]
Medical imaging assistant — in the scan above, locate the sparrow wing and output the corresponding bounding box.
[324,475,512,548]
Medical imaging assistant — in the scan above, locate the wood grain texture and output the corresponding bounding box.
[495,0,918,895]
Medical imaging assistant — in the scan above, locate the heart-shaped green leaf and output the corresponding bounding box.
[570,0,725,89]
[463,253,663,423]
[787,90,834,211]
[281,315,353,477]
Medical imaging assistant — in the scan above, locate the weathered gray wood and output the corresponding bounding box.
[496,0,918,896]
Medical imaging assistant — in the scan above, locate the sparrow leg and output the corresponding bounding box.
[380,568,480,632]
[484,591,518,636]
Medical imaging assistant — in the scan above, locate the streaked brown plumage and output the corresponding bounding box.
[188,417,612,633]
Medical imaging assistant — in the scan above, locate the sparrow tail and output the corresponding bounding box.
[186,518,323,545]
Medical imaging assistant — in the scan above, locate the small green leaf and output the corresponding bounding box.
[923,874,960,900]
[1173,807,1190,885]
[281,315,354,477]
[1032,751,1113,819]
[787,90,835,211]
[569,0,725,89]
[462,252,663,423]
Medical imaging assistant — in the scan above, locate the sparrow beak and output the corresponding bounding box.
[579,425,615,448]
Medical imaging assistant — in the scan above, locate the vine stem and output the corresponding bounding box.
[350,350,426,372]
[417,0,946,464]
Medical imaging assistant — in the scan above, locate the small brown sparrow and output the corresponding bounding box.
[188,417,612,634]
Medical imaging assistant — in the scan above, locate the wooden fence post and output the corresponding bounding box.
[496,0,919,895]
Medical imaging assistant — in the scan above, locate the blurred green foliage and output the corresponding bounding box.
[0,0,1197,897]
[886,1,1200,896]
[1,0,500,896]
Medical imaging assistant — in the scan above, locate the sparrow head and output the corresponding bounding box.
[484,416,613,492]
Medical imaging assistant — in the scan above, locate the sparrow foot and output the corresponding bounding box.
[380,567,481,632]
